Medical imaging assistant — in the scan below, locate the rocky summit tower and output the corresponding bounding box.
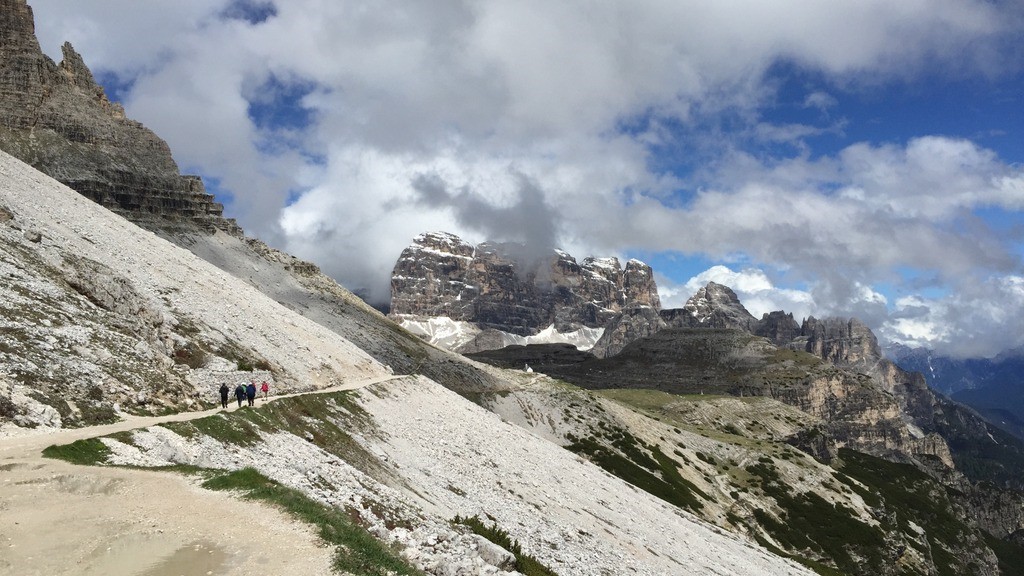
[0,0,239,235]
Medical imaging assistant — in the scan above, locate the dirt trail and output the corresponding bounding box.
[0,375,403,576]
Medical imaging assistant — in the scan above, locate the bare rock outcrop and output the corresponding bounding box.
[0,0,240,235]
[589,305,666,358]
[390,231,660,336]
[592,281,757,358]
[669,281,758,330]
[753,310,802,346]
[795,316,881,366]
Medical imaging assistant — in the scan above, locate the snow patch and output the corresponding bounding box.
[398,317,604,351]
[398,316,482,351]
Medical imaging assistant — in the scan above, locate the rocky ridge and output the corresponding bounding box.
[0,150,817,576]
[0,0,239,235]
[0,150,384,428]
[3,3,1024,572]
[390,231,660,350]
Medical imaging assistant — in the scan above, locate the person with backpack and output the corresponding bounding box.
[234,383,246,408]
[219,382,230,409]
[260,380,269,401]
[246,381,257,407]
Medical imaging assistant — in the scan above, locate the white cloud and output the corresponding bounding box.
[881,276,1024,358]
[25,0,1024,355]
[803,91,838,112]
[673,265,817,321]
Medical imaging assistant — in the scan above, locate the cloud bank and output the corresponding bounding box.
[29,0,1024,357]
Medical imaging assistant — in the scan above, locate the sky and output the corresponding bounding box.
[28,0,1024,359]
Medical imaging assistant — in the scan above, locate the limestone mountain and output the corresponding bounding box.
[1,148,822,576]
[389,231,660,352]
[593,281,790,358]
[0,0,238,235]
[4,2,1024,573]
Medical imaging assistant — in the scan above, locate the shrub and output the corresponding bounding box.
[452,515,558,576]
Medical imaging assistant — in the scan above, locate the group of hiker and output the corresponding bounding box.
[218,379,270,409]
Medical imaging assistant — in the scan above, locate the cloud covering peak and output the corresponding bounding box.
[29,0,1024,357]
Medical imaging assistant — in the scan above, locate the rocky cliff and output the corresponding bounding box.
[390,231,660,338]
[593,281,756,358]
[0,0,239,235]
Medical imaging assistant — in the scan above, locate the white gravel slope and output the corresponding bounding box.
[0,151,816,575]
[356,376,814,576]
[0,150,386,393]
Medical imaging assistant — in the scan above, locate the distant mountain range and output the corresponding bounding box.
[888,344,1024,439]
[4,1,1024,573]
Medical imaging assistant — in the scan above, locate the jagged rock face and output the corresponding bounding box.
[591,281,758,358]
[589,305,665,359]
[754,311,801,346]
[390,231,660,336]
[672,281,757,330]
[797,316,882,366]
[390,232,477,319]
[0,0,239,235]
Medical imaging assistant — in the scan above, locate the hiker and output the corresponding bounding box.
[219,382,229,409]
[246,381,257,406]
[260,380,269,401]
[234,383,246,407]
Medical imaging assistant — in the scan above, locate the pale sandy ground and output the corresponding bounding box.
[0,376,400,576]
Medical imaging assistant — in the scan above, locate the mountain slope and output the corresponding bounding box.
[0,150,817,575]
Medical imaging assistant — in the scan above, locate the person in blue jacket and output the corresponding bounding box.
[245,381,257,406]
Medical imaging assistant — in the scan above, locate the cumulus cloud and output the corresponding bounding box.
[679,265,818,321]
[26,0,1024,355]
[881,276,1024,358]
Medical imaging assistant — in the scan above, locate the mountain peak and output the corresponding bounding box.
[0,0,240,236]
[681,281,756,328]
[390,231,660,339]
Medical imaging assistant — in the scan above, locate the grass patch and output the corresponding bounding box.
[453,515,558,576]
[162,413,263,447]
[41,438,110,465]
[203,468,422,576]
[833,448,984,575]
[77,402,119,426]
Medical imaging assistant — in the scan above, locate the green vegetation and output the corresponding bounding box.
[836,450,968,544]
[162,413,263,447]
[934,402,1024,489]
[565,423,706,512]
[77,401,119,426]
[453,515,558,576]
[769,347,823,367]
[751,533,848,576]
[214,338,274,373]
[832,448,993,575]
[744,457,887,574]
[161,390,390,484]
[41,437,110,465]
[41,399,422,576]
[984,532,1024,576]
[201,467,423,576]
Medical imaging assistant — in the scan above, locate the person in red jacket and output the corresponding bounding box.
[260,380,270,401]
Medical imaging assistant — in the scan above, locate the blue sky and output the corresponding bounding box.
[28,0,1024,358]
